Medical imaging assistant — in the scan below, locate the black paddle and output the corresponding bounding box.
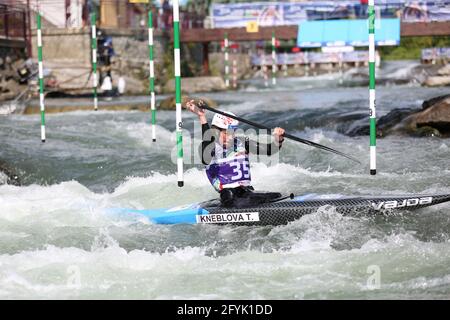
[192,99,361,164]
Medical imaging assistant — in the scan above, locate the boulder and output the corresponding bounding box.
[376,108,420,136]
[422,94,450,110]
[163,76,226,94]
[344,95,450,138]
[423,75,450,87]
[403,95,450,136]
[345,108,419,137]
[0,79,24,101]
[437,64,450,76]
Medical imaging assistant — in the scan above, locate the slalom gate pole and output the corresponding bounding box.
[304,52,310,77]
[232,59,237,89]
[148,11,156,142]
[224,32,229,88]
[91,12,98,111]
[173,0,184,187]
[369,0,376,175]
[262,54,268,87]
[37,9,46,142]
[283,51,288,77]
[271,31,277,85]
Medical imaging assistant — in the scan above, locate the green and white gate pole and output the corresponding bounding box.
[232,59,237,88]
[173,0,184,187]
[283,51,288,77]
[369,0,376,175]
[37,11,46,142]
[305,52,310,77]
[91,13,98,111]
[271,31,277,85]
[224,32,229,88]
[262,53,268,87]
[148,11,156,142]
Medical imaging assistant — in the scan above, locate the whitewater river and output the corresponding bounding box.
[1,62,449,299]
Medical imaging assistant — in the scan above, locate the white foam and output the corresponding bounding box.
[0,172,7,185]
[0,181,101,222]
[0,218,449,299]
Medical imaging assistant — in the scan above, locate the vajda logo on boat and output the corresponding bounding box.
[371,197,433,210]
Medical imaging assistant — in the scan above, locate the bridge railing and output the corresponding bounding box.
[154,10,205,30]
[251,51,372,66]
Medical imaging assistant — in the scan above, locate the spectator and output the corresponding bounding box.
[162,0,171,29]
[97,33,115,88]
[358,0,368,18]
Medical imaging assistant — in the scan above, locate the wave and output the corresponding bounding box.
[1,211,449,299]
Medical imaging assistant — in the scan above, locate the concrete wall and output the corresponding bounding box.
[31,27,166,67]
[209,52,251,78]
[30,27,166,93]
[31,28,91,66]
[102,28,164,65]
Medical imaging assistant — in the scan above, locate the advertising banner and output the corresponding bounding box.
[421,47,450,60]
[297,19,400,48]
[211,1,450,28]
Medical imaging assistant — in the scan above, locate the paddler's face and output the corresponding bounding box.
[219,128,235,147]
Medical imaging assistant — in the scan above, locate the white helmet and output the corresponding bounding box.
[211,112,239,130]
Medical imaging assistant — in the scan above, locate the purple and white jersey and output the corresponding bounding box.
[205,140,251,192]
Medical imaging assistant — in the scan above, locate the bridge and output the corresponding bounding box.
[177,21,450,43]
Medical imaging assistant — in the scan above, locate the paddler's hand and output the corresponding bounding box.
[185,99,207,124]
[273,127,285,145]
[185,100,205,116]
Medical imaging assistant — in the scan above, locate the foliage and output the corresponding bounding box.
[379,36,450,60]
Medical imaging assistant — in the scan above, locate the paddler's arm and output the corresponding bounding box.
[200,122,217,165]
[245,127,285,156]
[184,100,215,165]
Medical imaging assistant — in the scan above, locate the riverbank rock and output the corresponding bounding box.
[377,108,420,136]
[0,79,24,101]
[158,95,217,110]
[345,94,450,137]
[438,64,450,76]
[422,63,450,87]
[422,93,450,110]
[346,108,419,137]
[423,75,450,87]
[163,76,226,94]
[403,94,450,136]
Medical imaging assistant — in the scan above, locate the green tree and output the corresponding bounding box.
[380,36,450,60]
